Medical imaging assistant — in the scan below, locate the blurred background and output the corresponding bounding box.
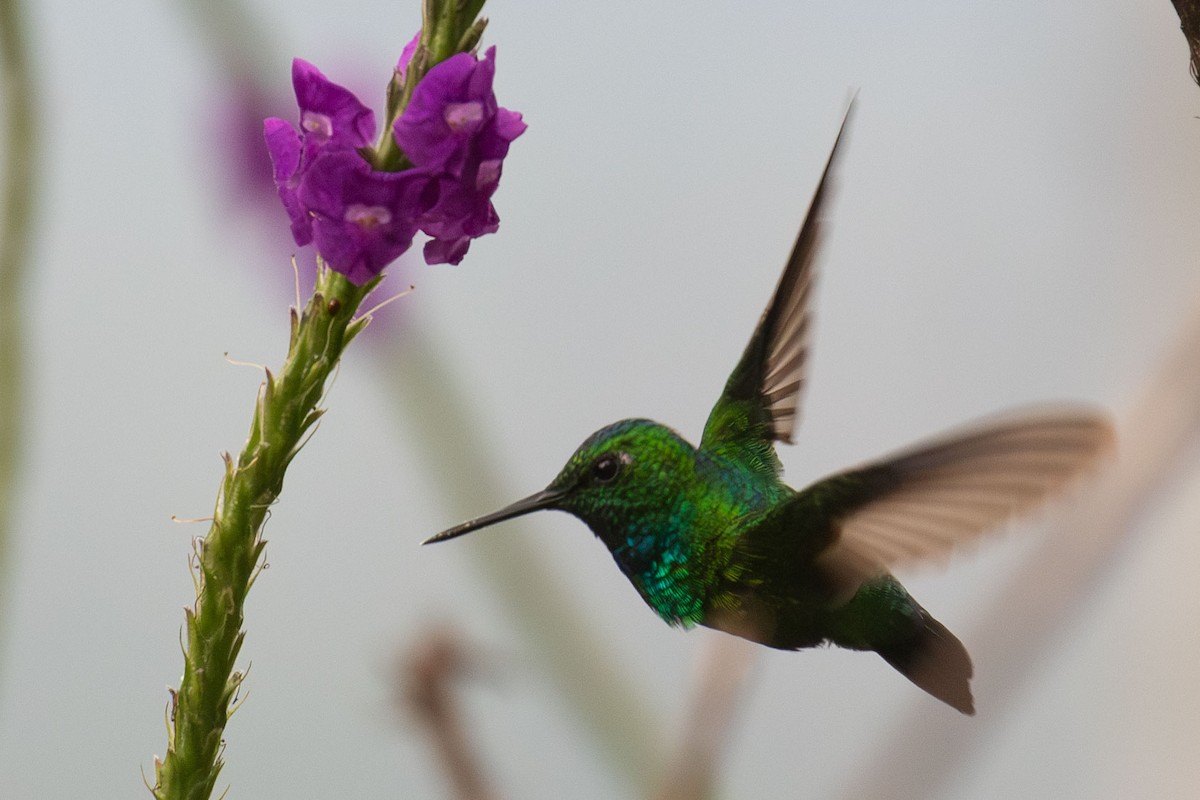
[0,0,1198,797]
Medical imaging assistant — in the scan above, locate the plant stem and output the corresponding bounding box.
[372,0,487,171]
[153,265,377,800]
[0,0,38,679]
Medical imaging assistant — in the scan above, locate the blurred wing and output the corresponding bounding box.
[792,409,1113,602]
[699,103,853,473]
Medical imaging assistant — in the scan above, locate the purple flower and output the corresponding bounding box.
[394,47,525,265]
[263,117,312,244]
[297,151,435,285]
[266,59,429,283]
[418,165,502,264]
[262,44,525,280]
[264,60,379,252]
[393,47,525,177]
[289,59,376,153]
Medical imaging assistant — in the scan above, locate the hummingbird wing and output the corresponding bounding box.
[756,409,1113,602]
[698,105,852,475]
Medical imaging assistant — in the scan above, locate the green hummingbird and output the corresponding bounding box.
[424,108,1112,714]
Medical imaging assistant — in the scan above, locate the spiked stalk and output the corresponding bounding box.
[152,264,378,800]
[166,0,659,791]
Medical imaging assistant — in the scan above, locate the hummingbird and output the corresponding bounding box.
[424,106,1112,714]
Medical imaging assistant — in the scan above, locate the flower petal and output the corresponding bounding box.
[424,236,472,265]
[298,151,432,283]
[263,118,313,245]
[291,58,377,150]
[396,31,421,81]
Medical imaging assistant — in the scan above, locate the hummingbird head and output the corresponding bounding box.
[424,418,699,551]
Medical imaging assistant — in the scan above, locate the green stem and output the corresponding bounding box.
[153,265,377,800]
[0,0,38,678]
[371,0,488,171]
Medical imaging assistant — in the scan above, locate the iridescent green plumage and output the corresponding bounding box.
[426,105,1112,714]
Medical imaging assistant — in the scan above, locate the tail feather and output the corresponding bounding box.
[877,612,975,715]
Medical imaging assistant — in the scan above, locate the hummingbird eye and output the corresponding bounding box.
[591,454,622,484]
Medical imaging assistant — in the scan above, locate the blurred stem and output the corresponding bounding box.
[652,635,758,800]
[381,328,668,791]
[0,0,38,674]
[152,266,378,800]
[401,629,499,800]
[175,0,276,85]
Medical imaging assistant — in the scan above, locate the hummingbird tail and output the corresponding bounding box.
[877,611,975,715]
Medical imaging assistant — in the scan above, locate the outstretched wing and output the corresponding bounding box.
[753,408,1114,602]
[699,104,853,474]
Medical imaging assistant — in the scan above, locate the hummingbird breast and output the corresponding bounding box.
[607,451,795,632]
[605,509,708,628]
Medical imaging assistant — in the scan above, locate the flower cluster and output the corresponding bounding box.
[264,44,525,283]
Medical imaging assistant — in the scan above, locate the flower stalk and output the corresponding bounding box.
[154,0,520,793]
[264,0,521,277]
[152,265,378,800]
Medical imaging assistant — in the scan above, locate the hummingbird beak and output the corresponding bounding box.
[422,487,566,545]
